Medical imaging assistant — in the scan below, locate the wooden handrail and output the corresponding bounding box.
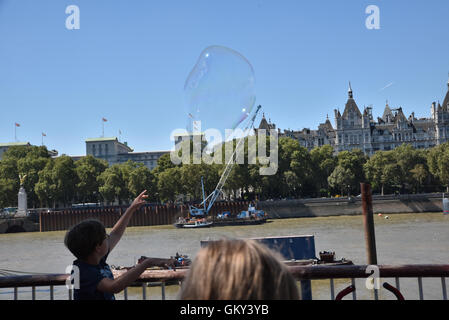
[0,264,448,288]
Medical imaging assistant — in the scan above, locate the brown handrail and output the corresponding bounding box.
[0,273,69,288]
[288,264,449,280]
[0,264,448,289]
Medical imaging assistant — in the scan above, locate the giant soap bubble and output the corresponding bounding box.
[184,45,256,142]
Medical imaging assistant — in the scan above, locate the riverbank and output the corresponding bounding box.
[0,193,446,233]
[260,193,445,219]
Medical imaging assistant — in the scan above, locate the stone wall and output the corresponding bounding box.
[258,194,444,219]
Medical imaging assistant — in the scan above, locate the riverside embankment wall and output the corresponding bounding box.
[1,194,444,233]
[258,194,444,219]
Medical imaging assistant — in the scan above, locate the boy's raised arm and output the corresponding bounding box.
[108,190,148,251]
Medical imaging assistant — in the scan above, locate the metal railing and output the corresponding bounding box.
[0,264,447,300]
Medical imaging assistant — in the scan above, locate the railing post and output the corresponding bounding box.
[442,278,447,300]
[418,277,424,300]
[351,278,357,300]
[330,278,335,300]
[300,280,312,300]
[142,283,147,300]
[161,282,166,300]
[361,183,378,265]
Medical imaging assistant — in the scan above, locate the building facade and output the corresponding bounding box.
[82,137,169,171]
[260,79,449,155]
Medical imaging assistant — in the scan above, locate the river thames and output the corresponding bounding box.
[0,212,448,300]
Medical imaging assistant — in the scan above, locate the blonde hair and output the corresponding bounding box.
[179,239,299,300]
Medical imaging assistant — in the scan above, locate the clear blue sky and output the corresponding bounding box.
[1,0,448,156]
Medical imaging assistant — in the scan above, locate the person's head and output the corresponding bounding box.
[179,239,299,300]
[64,219,109,260]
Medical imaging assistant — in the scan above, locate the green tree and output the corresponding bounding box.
[335,149,367,195]
[180,163,220,201]
[128,165,156,201]
[0,145,52,208]
[152,153,177,176]
[328,165,355,197]
[427,142,449,192]
[0,158,19,207]
[410,163,428,193]
[391,144,426,192]
[157,167,183,202]
[75,155,108,203]
[98,164,127,204]
[290,146,313,197]
[35,160,57,208]
[52,156,78,207]
[310,145,337,196]
[0,177,17,208]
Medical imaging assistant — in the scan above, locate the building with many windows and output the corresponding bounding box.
[79,137,169,170]
[260,78,449,155]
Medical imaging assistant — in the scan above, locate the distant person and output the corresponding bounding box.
[64,190,176,300]
[179,239,299,300]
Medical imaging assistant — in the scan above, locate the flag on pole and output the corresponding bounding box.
[102,117,107,122]
[15,123,20,127]
[42,132,46,137]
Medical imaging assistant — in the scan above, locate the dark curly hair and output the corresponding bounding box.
[64,219,107,260]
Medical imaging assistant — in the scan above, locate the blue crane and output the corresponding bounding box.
[188,105,262,218]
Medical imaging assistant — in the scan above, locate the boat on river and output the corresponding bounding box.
[174,217,213,228]
[174,106,267,229]
[212,205,268,226]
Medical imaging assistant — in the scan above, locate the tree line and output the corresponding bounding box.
[1,137,449,209]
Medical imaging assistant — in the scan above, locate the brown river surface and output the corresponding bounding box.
[0,212,448,300]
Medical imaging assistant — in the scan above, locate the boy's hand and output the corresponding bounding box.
[138,256,178,270]
[130,190,149,210]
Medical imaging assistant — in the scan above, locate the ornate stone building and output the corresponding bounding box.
[259,78,449,155]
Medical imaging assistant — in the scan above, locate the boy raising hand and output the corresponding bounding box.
[64,190,176,300]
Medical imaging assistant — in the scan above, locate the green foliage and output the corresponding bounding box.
[4,139,449,208]
[75,155,108,203]
[328,165,355,196]
[330,149,367,195]
[1,145,52,207]
[157,167,183,202]
[427,142,449,190]
[128,165,156,201]
[97,164,127,204]
[310,145,337,195]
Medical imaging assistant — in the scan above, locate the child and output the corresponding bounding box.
[64,190,176,300]
[179,238,299,300]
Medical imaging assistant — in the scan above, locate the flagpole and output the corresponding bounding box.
[102,120,104,138]
[14,124,16,142]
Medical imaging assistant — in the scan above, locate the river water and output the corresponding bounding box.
[0,212,448,300]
